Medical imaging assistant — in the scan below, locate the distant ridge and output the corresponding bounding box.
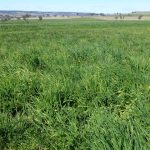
[0,10,101,17]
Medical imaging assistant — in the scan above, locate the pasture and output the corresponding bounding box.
[0,19,150,149]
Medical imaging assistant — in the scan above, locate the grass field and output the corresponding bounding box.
[0,19,150,150]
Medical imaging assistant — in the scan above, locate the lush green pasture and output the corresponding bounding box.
[0,19,150,150]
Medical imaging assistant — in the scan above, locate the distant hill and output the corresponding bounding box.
[0,10,101,17]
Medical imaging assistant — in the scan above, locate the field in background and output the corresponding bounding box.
[5,15,150,21]
[38,16,150,20]
[0,19,150,149]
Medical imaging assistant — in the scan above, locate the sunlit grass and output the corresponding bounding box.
[0,19,150,150]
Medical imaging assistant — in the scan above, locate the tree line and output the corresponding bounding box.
[0,14,43,21]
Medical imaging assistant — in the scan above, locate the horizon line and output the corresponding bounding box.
[0,9,138,14]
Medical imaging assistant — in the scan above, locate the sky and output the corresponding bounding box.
[0,0,150,13]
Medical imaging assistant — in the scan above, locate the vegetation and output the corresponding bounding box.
[38,16,43,21]
[138,15,143,20]
[114,16,118,19]
[0,19,150,150]
[119,14,125,19]
[0,15,11,21]
[22,14,31,21]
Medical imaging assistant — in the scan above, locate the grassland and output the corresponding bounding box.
[0,19,150,150]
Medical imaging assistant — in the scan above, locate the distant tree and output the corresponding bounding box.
[22,14,31,21]
[119,14,121,19]
[22,15,27,21]
[16,17,21,20]
[90,13,96,16]
[1,15,11,21]
[38,16,43,21]
[119,14,124,19]
[138,15,143,20]
[100,13,105,16]
[115,16,118,19]
[0,18,5,21]
[7,15,12,21]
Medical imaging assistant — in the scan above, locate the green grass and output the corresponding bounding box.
[0,19,150,150]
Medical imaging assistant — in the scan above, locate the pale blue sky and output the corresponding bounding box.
[0,0,149,13]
